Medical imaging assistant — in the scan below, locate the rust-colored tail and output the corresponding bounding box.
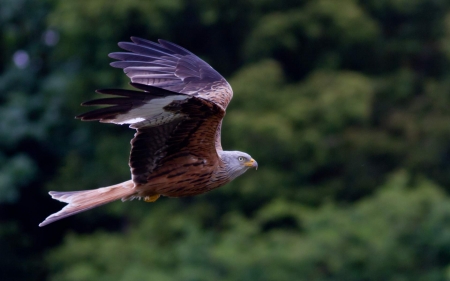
[39,180,136,227]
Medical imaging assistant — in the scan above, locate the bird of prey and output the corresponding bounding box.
[39,37,258,227]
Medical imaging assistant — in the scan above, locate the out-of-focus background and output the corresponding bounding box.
[2,0,450,280]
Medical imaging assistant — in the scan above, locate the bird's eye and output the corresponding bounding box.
[238,156,245,162]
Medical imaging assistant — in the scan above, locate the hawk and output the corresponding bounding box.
[39,37,258,227]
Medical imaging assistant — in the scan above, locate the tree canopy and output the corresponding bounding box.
[2,0,450,280]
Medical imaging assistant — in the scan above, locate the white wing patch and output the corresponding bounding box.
[121,117,145,123]
[103,95,189,128]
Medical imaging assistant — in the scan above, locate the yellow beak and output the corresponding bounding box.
[244,158,258,170]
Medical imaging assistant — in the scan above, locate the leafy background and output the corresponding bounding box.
[2,0,450,280]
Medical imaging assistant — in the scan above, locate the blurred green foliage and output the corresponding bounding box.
[2,0,450,280]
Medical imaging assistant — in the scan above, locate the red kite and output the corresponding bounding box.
[40,37,257,226]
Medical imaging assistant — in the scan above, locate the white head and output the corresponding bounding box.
[218,150,258,181]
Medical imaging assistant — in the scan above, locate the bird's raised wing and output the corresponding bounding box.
[77,83,224,185]
[109,37,233,111]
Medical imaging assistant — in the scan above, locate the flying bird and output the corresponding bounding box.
[39,37,258,227]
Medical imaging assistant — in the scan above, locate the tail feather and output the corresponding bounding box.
[39,180,136,227]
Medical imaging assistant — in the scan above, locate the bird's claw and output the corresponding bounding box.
[144,194,160,202]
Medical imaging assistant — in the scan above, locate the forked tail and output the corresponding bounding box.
[39,180,136,227]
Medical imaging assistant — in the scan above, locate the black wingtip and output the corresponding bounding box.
[95,88,114,94]
[108,52,123,63]
[129,82,175,95]
[117,41,129,49]
[80,98,127,106]
[75,105,129,121]
[94,88,148,98]
[157,39,192,56]
[130,36,140,43]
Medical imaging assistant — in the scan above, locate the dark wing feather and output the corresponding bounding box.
[109,37,233,110]
[76,84,188,128]
[130,95,224,184]
[129,120,180,183]
[77,83,225,185]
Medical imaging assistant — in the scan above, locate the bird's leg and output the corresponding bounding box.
[144,194,160,202]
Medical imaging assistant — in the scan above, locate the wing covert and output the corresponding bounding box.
[109,37,233,110]
[129,95,225,184]
[77,83,225,185]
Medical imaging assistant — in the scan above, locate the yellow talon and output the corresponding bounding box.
[144,194,160,202]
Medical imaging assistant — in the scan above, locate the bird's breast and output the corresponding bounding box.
[136,155,222,197]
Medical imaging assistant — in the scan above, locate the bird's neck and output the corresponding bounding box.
[217,150,248,181]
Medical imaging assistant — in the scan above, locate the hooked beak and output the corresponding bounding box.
[244,158,258,170]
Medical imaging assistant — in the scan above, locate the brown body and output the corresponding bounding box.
[136,154,221,198]
[39,38,257,227]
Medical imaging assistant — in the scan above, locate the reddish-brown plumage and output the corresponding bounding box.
[131,94,227,197]
[39,38,257,227]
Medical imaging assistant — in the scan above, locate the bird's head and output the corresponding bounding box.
[219,151,258,181]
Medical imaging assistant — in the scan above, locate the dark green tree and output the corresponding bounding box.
[2,0,450,280]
